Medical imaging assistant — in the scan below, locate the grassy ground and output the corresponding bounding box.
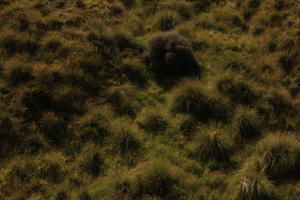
[0,0,299,199]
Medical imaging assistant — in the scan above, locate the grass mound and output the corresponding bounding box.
[171,81,231,122]
[256,134,300,181]
[230,172,279,200]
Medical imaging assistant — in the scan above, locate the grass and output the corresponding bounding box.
[0,0,299,199]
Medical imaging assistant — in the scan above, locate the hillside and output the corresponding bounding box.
[0,0,300,199]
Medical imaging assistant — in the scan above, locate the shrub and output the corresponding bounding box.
[7,65,34,86]
[147,32,201,87]
[190,131,230,162]
[137,108,169,133]
[234,109,261,141]
[278,54,294,74]
[154,11,181,31]
[256,135,300,180]
[171,81,230,122]
[217,78,258,105]
[82,152,104,177]
[230,172,279,200]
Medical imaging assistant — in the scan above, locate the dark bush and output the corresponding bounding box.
[147,32,201,87]
[278,54,294,74]
[8,65,34,86]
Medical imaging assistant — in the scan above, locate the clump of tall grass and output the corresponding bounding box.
[171,81,231,122]
[256,134,300,180]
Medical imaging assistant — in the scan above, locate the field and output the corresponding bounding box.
[0,0,300,199]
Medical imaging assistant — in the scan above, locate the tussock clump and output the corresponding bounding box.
[39,112,70,145]
[230,172,279,200]
[234,109,261,141]
[179,116,197,137]
[82,152,104,177]
[159,0,194,19]
[114,160,186,199]
[55,191,69,200]
[113,125,142,155]
[7,64,34,86]
[190,131,230,162]
[107,86,139,117]
[256,135,300,180]
[217,78,258,105]
[137,108,169,133]
[147,32,201,87]
[78,108,111,144]
[171,81,230,122]
[154,11,181,32]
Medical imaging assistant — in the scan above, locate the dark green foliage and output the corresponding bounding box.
[147,32,201,87]
[191,132,230,162]
[217,78,258,105]
[82,152,104,177]
[114,32,144,53]
[278,54,294,74]
[154,11,181,31]
[172,83,230,122]
[7,65,34,86]
[123,63,147,87]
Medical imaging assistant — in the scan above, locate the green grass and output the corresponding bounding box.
[0,0,299,199]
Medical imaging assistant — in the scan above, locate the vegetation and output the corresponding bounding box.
[0,0,299,199]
